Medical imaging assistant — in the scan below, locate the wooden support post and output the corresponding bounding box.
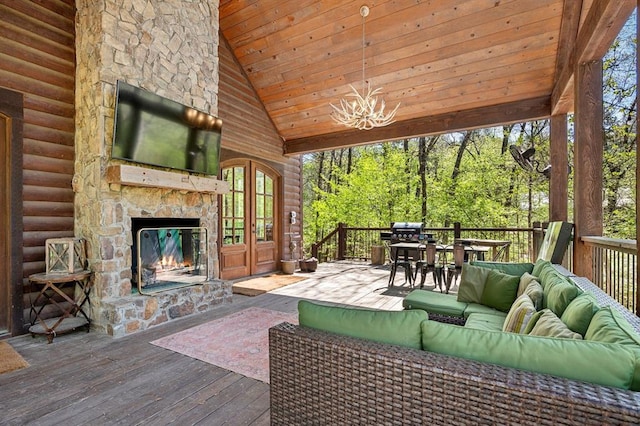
[337,223,347,260]
[549,115,569,221]
[573,60,604,279]
[636,0,639,317]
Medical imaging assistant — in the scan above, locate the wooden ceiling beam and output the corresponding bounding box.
[283,96,551,155]
[551,0,635,115]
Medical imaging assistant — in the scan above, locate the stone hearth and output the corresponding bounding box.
[73,0,231,337]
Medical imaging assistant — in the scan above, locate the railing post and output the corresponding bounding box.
[311,243,318,259]
[453,222,461,240]
[337,222,347,260]
[532,221,543,260]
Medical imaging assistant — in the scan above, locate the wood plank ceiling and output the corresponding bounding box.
[219,0,633,154]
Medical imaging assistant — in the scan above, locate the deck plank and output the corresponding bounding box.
[0,261,418,424]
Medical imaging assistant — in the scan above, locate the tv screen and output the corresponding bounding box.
[111,80,222,176]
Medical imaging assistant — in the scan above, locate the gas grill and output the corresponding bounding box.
[390,222,424,243]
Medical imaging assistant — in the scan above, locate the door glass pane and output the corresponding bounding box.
[256,194,264,218]
[256,170,264,194]
[256,219,265,241]
[265,176,273,194]
[222,166,246,246]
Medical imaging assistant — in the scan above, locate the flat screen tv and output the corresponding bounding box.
[111,80,222,176]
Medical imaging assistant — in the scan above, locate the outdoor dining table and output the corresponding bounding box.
[456,238,511,261]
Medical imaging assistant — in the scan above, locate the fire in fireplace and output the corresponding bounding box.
[131,218,207,294]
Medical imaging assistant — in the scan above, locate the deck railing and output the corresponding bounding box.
[582,236,639,316]
[310,223,540,263]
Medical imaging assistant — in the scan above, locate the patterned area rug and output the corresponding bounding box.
[0,341,29,375]
[150,307,297,383]
[232,274,307,296]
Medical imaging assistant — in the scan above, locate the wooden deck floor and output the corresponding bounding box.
[1,261,440,425]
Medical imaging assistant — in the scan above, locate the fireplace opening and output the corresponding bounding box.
[131,218,208,294]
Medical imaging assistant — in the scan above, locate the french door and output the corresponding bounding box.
[219,160,280,279]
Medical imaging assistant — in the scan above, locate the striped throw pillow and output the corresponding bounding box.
[502,294,537,334]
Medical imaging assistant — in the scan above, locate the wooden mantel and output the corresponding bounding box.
[106,164,229,194]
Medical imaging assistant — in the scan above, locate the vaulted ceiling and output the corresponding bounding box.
[219,0,635,154]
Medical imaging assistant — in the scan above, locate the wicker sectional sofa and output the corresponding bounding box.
[269,262,640,425]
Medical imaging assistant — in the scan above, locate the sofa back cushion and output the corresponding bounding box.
[421,320,638,390]
[457,264,491,303]
[542,274,581,317]
[585,306,640,391]
[480,270,520,312]
[470,261,534,277]
[298,300,427,350]
[560,293,600,336]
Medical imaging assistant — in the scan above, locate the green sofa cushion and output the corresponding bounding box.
[585,306,640,346]
[544,276,581,317]
[403,289,467,318]
[464,312,507,332]
[298,300,427,350]
[463,303,504,318]
[471,261,534,277]
[528,309,582,340]
[531,259,552,279]
[502,294,536,334]
[421,320,638,390]
[584,306,640,391]
[457,263,491,304]
[560,293,600,336]
[480,269,520,312]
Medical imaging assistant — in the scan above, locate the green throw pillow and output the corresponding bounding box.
[523,280,544,310]
[457,264,491,304]
[528,309,582,339]
[517,272,537,297]
[522,309,546,334]
[470,261,534,277]
[298,300,427,349]
[544,277,581,317]
[480,269,520,312]
[502,294,536,334]
[560,293,600,336]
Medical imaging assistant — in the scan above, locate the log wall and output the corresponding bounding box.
[0,0,76,327]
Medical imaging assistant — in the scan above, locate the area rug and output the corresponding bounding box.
[150,307,297,383]
[232,274,307,296]
[0,341,29,375]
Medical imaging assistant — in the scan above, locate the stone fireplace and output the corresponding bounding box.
[73,0,231,337]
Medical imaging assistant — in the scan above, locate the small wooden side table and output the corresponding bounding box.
[28,270,93,343]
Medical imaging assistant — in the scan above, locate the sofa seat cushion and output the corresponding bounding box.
[560,293,600,336]
[465,312,507,332]
[463,302,504,318]
[528,309,583,339]
[480,269,520,312]
[471,261,534,277]
[403,289,467,318]
[421,320,638,390]
[298,300,427,350]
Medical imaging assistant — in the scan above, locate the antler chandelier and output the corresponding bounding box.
[330,5,400,130]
